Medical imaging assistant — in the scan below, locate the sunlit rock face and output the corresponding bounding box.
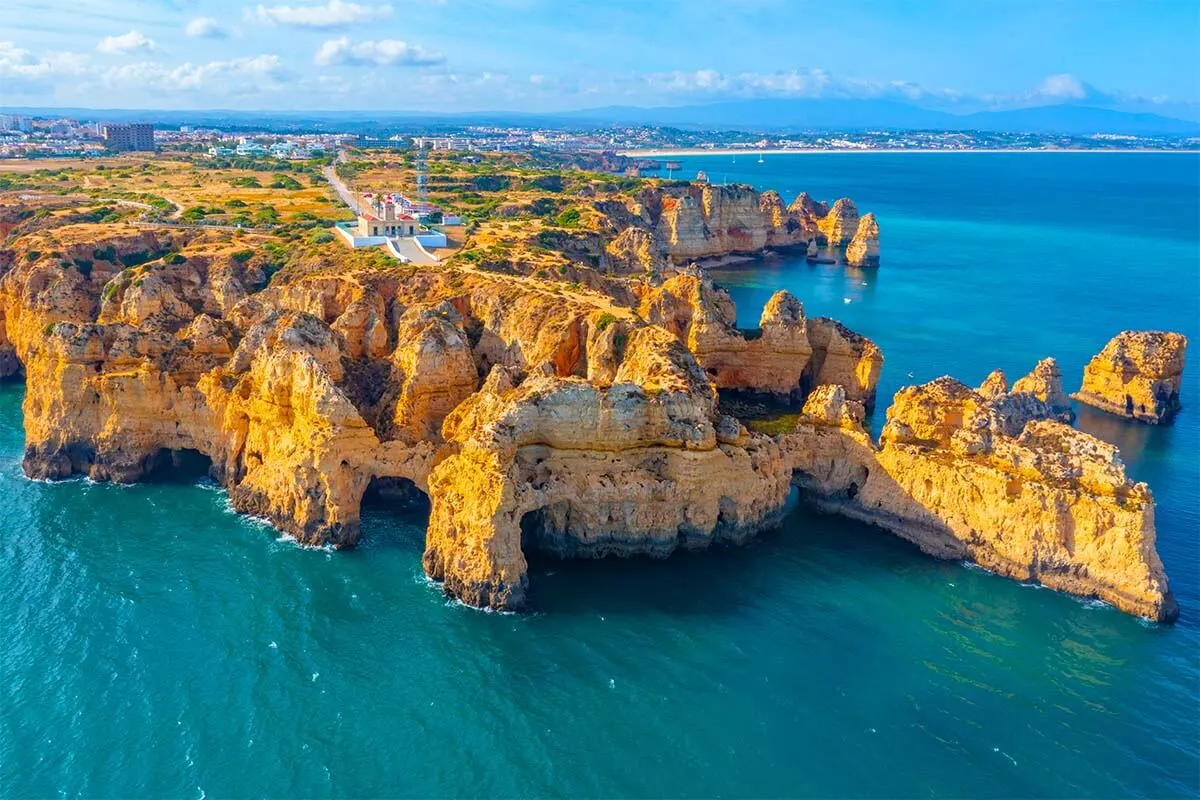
[0,213,1177,622]
[845,212,880,267]
[781,379,1177,623]
[1074,331,1188,424]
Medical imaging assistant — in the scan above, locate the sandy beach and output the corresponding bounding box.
[619,147,1198,157]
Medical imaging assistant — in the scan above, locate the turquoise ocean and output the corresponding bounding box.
[2,153,1198,798]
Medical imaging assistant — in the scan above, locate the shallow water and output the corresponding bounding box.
[2,153,1198,797]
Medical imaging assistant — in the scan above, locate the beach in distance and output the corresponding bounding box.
[620,147,1199,157]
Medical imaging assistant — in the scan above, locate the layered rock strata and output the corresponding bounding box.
[0,222,1175,622]
[816,199,860,247]
[637,274,883,404]
[783,382,1177,623]
[623,184,878,265]
[1074,331,1188,424]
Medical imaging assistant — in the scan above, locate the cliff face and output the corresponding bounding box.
[845,212,880,267]
[0,218,1175,622]
[784,381,1177,623]
[424,334,792,609]
[631,184,877,265]
[636,274,883,403]
[1074,331,1188,423]
[817,199,860,247]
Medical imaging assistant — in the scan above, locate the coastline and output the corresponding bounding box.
[619,147,1200,157]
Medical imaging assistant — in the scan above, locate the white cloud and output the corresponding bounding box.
[1037,73,1089,100]
[976,73,1112,109]
[102,55,285,93]
[314,37,444,66]
[97,30,158,55]
[185,17,227,39]
[253,0,391,29]
[0,41,90,95]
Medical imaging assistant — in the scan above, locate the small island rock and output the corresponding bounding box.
[1074,331,1188,424]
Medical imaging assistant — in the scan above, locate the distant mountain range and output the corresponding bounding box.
[4,100,1198,137]
[559,100,1200,136]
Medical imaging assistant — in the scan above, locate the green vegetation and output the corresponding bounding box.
[743,413,803,436]
[25,251,41,263]
[309,230,335,245]
[163,253,187,265]
[119,250,157,268]
[230,249,255,264]
[230,176,262,189]
[595,312,619,331]
[270,175,304,190]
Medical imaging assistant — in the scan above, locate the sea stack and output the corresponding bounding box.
[817,198,860,247]
[845,212,880,267]
[1074,331,1188,423]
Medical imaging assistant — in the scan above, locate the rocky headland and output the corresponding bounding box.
[1074,331,1188,424]
[0,183,1179,623]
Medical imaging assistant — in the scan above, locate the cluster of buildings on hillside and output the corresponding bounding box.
[0,116,353,160]
[352,191,461,235]
[360,126,626,153]
[335,189,458,262]
[204,136,331,159]
[0,117,156,157]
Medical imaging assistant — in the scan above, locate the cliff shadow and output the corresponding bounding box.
[514,497,943,618]
[357,476,430,554]
[142,448,215,485]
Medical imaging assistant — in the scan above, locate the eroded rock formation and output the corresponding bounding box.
[816,199,860,247]
[0,213,1175,622]
[845,212,880,268]
[1074,331,1188,424]
[783,381,1177,622]
[636,274,883,404]
[615,184,877,265]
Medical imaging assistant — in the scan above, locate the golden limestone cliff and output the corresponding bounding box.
[816,198,860,247]
[0,217,1175,621]
[628,184,878,265]
[845,213,880,268]
[636,274,883,406]
[783,382,1177,622]
[1074,331,1188,424]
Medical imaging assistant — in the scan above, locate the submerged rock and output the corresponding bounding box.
[1074,331,1188,424]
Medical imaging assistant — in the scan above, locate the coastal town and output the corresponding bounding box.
[3,111,1198,160]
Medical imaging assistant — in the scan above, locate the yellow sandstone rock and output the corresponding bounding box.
[784,379,1177,622]
[0,215,1177,623]
[845,212,880,267]
[816,198,860,247]
[1074,331,1188,423]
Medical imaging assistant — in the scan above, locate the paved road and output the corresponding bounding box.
[323,165,358,213]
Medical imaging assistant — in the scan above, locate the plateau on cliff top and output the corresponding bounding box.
[0,151,1179,622]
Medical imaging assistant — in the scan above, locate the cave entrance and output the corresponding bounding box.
[359,476,430,552]
[143,448,214,484]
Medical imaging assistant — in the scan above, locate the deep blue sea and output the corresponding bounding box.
[3,153,1198,798]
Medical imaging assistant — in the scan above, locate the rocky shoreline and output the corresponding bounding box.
[0,183,1182,623]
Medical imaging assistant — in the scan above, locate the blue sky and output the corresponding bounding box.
[1,0,1197,115]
